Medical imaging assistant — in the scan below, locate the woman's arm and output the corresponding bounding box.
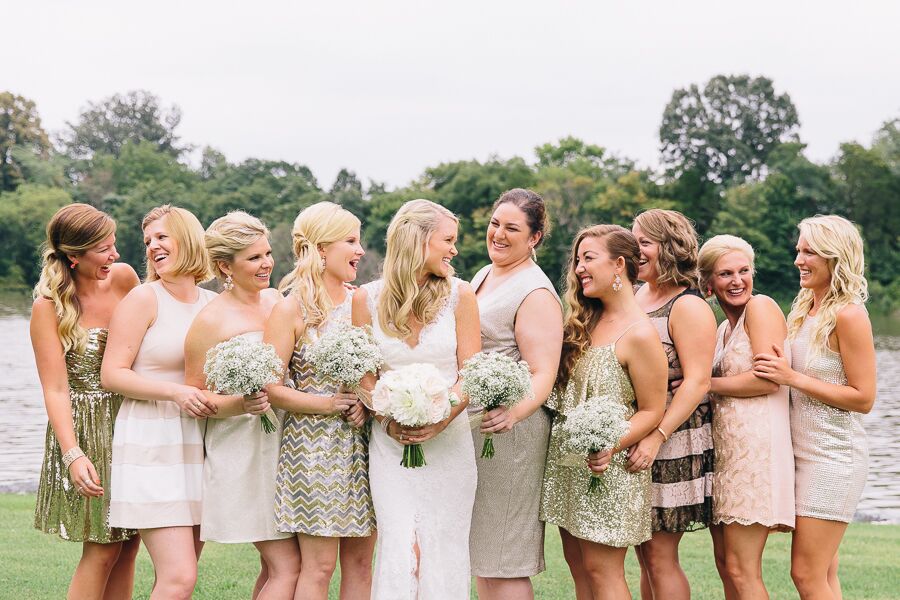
[618,323,667,451]
[710,296,782,398]
[481,289,562,434]
[183,312,247,418]
[754,304,876,413]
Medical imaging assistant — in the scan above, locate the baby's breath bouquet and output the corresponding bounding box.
[559,397,630,493]
[460,351,532,458]
[371,363,459,468]
[306,321,383,402]
[204,337,284,433]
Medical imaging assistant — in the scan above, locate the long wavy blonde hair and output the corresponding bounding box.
[34,203,116,354]
[787,215,868,363]
[378,199,457,339]
[279,202,360,328]
[558,224,640,385]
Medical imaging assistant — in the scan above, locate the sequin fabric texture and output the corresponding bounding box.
[34,328,136,543]
[541,345,651,547]
[790,315,868,523]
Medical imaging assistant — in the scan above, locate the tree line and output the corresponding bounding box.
[1,76,897,312]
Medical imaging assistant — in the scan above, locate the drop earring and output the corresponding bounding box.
[223,274,234,291]
[530,246,537,262]
[612,274,623,292]
[320,255,327,269]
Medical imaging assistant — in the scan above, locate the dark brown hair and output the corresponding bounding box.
[493,188,550,248]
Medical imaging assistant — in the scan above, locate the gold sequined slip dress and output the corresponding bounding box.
[34,328,135,543]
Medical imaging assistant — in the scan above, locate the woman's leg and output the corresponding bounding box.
[722,523,770,600]
[636,531,689,600]
[475,576,534,600]
[578,538,630,600]
[791,517,847,600]
[827,555,842,600]
[337,534,376,600]
[67,541,122,600]
[634,545,654,600]
[102,535,141,600]
[253,538,301,600]
[558,527,593,600]
[710,524,738,599]
[295,534,340,600]
[140,526,200,600]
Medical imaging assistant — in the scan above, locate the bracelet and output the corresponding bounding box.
[62,446,85,469]
[656,427,669,442]
[380,416,394,434]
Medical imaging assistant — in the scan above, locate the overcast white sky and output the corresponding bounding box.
[4,0,899,188]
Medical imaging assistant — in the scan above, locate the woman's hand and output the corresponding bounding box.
[325,391,358,415]
[68,456,103,497]
[626,434,663,473]
[480,406,518,434]
[172,385,217,418]
[391,419,447,445]
[753,344,795,386]
[242,391,271,415]
[587,449,613,475]
[344,399,368,428]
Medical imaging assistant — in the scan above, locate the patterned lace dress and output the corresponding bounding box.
[711,304,794,530]
[34,328,136,543]
[274,292,375,536]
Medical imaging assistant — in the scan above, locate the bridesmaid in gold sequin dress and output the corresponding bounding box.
[31,204,141,599]
[754,216,876,600]
[541,225,667,600]
[698,235,794,599]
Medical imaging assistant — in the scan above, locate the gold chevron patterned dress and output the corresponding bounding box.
[273,293,376,536]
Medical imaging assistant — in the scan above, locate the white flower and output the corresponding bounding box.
[373,363,453,427]
[559,396,631,455]
[460,351,532,411]
[204,337,284,395]
[306,321,383,387]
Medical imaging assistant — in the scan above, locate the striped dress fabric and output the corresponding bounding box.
[646,288,714,533]
[273,293,375,537]
[109,281,216,529]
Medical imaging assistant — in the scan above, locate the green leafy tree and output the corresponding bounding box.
[0,184,72,286]
[0,92,52,191]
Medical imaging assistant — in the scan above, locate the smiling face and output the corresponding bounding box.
[321,225,365,284]
[631,222,659,283]
[143,216,178,278]
[710,250,754,310]
[486,202,539,267]
[574,235,621,299]
[223,236,274,292]
[423,216,458,278]
[72,233,119,281]
[795,234,832,292]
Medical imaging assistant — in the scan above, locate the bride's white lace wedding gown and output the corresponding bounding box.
[364,278,477,600]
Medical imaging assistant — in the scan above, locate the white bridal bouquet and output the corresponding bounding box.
[306,321,384,397]
[371,363,459,468]
[559,397,631,493]
[204,337,284,433]
[460,351,532,459]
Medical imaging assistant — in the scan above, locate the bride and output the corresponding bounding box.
[352,199,481,599]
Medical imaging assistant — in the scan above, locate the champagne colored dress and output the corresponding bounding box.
[469,263,558,577]
[790,314,868,523]
[541,327,652,547]
[711,304,795,530]
[274,293,375,537]
[34,328,136,543]
[109,281,216,529]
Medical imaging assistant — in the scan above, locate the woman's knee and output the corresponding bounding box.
[82,542,123,572]
[724,554,759,586]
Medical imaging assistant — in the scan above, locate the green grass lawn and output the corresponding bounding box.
[2,493,897,599]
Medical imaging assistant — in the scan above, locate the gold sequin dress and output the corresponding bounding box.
[34,328,135,543]
[541,344,651,547]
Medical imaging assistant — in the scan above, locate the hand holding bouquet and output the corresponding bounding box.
[371,363,459,468]
[306,321,383,408]
[204,337,284,433]
[559,397,630,492]
[460,351,532,458]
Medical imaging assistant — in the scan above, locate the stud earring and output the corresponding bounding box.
[612,274,623,292]
[70,262,77,269]
[223,274,234,291]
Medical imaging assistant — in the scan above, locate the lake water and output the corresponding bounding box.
[1,299,898,522]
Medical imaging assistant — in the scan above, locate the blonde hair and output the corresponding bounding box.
[142,205,212,283]
[698,234,755,293]
[634,209,700,289]
[378,199,458,339]
[279,202,361,328]
[34,203,116,353]
[558,224,640,385]
[205,211,270,282]
[787,215,868,362]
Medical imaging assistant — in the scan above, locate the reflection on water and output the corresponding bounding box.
[2,303,899,522]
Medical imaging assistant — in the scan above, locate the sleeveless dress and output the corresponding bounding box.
[109,281,216,529]
[34,328,136,543]
[469,263,559,577]
[365,278,477,600]
[274,293,375,537]
[646,288,714,533]
[711,304,794,530]
[201,330,291,543]
[541,325,652,547]
[790,314,868,523]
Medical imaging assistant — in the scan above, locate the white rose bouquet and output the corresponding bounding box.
[460,351,532,458]
[559,397,630,492]
[306,321,383,398]
[204,337,284,433]
[371,363,459,468]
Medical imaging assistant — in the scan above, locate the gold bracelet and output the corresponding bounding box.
[62,446,85,469]
[656,427,669,442]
